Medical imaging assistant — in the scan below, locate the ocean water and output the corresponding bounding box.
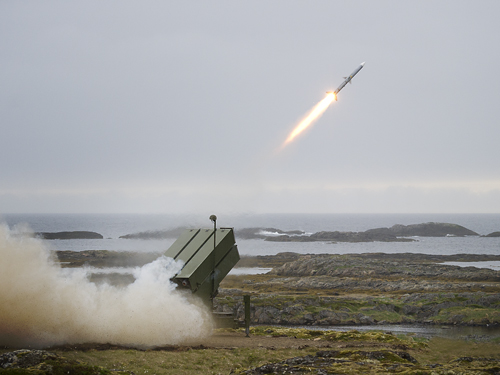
[2,213,500,256]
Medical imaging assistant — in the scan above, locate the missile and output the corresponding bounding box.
[327,62,365,101]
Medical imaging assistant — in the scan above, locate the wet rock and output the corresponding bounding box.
[318,309,336,319]
[303,313,315,323]
[358,314,375,325]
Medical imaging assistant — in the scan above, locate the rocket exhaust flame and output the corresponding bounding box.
[281,62,364,149]
[282,93,335,148]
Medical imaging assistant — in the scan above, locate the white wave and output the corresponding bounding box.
[229,267,272,275]
[441,261,500,271]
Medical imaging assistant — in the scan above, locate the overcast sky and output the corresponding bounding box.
[1,1,499,214]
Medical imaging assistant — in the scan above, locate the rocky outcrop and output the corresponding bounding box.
[260,276,500,293]
[269,253,500,282]
[0,350,107,374]
[56,250,159,267]
[263,222,478,242]
[217,252,500,327]
[485,231,500,237]
[119,222,480,242]
[0,350,58,369]
[37,231,103,239]
[267,230,414,243]
[120,227,307,240]
[385,222,478,237]
[240,350,500,375]
[215,292,500,326]
[119,227,187,239]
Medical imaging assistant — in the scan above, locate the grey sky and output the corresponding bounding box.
[1,1,499,214]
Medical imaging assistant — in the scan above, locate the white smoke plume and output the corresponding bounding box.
[0,224,213,348]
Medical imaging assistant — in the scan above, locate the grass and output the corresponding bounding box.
[48,336,500,375]
[241,326,427,347]
[431,306,500,323]
[2,330,499,375]
[59,347,319,375]
[415,337,500,364]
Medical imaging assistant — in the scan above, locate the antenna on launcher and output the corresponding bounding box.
[209,214,217,308]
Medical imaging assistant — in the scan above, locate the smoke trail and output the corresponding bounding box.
[282,93,335,148]
[0,224,213,349]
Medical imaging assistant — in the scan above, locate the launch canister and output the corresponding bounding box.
[327,62,365,100]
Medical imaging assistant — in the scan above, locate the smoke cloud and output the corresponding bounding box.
[0,224,213,349]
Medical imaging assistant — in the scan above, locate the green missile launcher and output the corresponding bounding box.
[164,227,240,304]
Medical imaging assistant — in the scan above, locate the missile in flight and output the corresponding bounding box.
[327,62,365,101]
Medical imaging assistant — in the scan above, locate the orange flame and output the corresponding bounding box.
[282,92,335,148]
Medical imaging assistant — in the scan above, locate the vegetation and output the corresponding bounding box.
[2,330,499,375]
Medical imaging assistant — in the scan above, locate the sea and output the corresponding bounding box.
[2,213,500,260]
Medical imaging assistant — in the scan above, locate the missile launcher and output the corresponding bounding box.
[164,227,240,304]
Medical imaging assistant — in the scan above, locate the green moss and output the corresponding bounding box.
[0,360,110,375]
[367,310,403,322]
[46,361,111,375]
[466,304,485,309]
[432,306,500,323]
[335,349,411,363]
[0,370,44,375]
[244,326,427,348]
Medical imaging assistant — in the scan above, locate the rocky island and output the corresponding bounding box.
[119,222,487,243]
[37,231,103,240]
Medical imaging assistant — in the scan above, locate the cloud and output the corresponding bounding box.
[1,1,500,213]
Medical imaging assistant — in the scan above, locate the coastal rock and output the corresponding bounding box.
[485,231,500,237]
[56,250,159,268]
[262,222,478,242]
[37,231,103,240]
[265,230,413,243]
[119,222,479,242]
[269,253,500,281]
[386,222,478,237]
[0,350,58,369]
[215,291,500,327]
[0,350,106,375]
[119,227,186,239]
[217,252,500,328]
[358,314,375,324]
